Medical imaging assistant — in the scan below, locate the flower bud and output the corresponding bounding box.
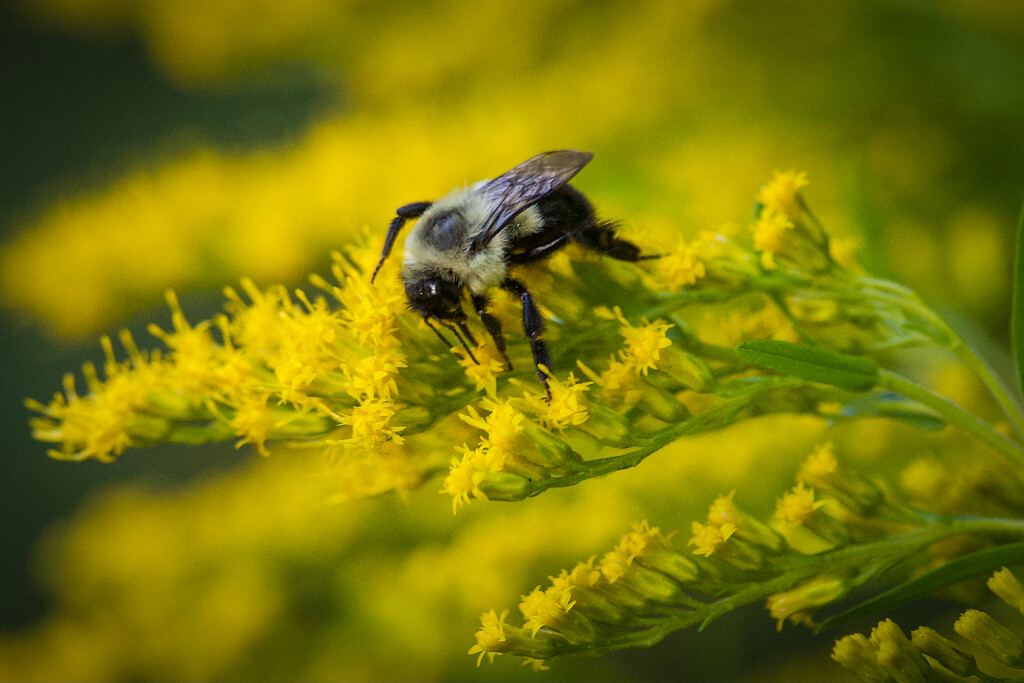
[477,471,532,501]
[767,577,849,631]
[658,347,715,393]
[870,619,930,683]
[832,633,890,683]
[523,425,579,469]
[911,626,977,678]
[575,403,634,446]
[954,609,1024,667]
[988,567,1024,618]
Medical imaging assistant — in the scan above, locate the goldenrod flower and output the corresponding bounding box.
[468,609,509,666]
[566,557,603,589]
[910,626,978,678]
[798,441,839,487]
[759,170,809,220]
[618,315,675,376]
[455,344,506,396]
[988,567,1024,617]
[524,372,591,431]
[460,398,525,456]
[340,397,405,449]
[577,357,646,406]
[832,633,890,683]
[752,207,793,270]
[868,619,930,682]
[766,577,848,631]
[706,490,740,527]
[688,520,737,558]
[774,482,825,527]
[655,239,707,292]
[520,584,576,637]
[600,520,666,582]
[954,610,1024,667]
[442,448,489,514]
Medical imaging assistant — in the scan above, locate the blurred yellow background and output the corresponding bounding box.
[1,0,1022,680]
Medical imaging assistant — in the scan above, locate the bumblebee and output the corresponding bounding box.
[371,150,651,394]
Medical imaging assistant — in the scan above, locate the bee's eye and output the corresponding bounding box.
[428,211,464,250]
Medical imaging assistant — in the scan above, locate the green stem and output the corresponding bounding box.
[949,335,1024,440]
[879,369,1024,467]
[857,277,1024,440]
[521,377,802,497]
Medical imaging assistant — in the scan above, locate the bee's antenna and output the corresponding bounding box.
[440,320,479,365]
[423,318,479,365]
[373,201,433,283]
[423,318,453,349]
[456,321,479,350]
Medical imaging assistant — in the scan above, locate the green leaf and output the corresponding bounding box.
[837,392,946,431]
[1012,201,1024,401]
[735,340,879,392]
[817,540,1024,632]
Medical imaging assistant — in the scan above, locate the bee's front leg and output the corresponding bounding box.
[471,293,513,372]
[501,278,552,398]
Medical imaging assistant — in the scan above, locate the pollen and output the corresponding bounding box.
[688,520,737,557]
[759,170,809,220]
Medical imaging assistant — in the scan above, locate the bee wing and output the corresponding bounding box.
[473,150,594,250]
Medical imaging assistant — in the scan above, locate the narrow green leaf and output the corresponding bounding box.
[817,541,1024,632]
[838,392,946,431]
[1012,201,1024,400]
[736,339,879,392]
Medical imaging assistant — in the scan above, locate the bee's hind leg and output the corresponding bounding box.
[575,221,659,261]
[471,293,513,371]
[501,278,553,398]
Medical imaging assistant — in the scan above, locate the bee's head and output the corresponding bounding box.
[403,273,465,324]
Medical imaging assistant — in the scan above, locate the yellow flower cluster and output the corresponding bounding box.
[834,568,1024,682]
[26,244,431,498]
[469,520,686,666]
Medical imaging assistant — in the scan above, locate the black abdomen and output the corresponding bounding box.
[507,184,645,264]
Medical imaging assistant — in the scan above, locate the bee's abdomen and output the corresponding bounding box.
[535,184,596,231]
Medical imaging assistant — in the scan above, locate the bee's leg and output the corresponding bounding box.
[371,201,432,282]
[502,278,553,397]
[471,293,513,371]
[575,221,658,261]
